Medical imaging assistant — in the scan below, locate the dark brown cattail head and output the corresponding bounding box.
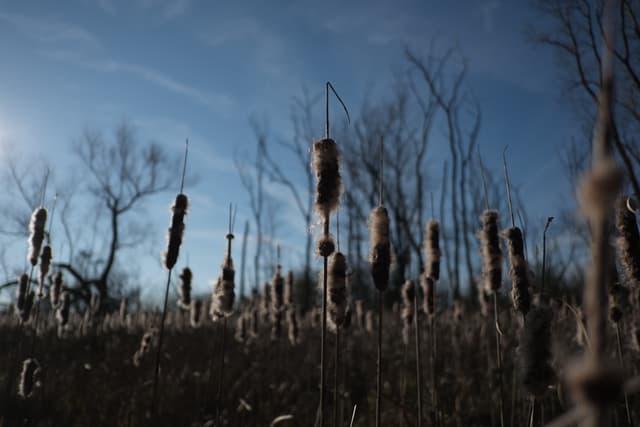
[50,271,63,308]
[325,252,348,331]
[424,220,441,281]
[369,206,391,291]
[479,210,502,292]
[162,193,188,271]
[20,291,35,323]
[502,226,531,316]
[420,274,435,316]
[317,234,335,258]
[608,283,629,323]
[271,264,285,317]
[312,138,342,218]
[519,306,556,397]
[178,267,192,309]
[401,279,415,345]
[56,291,70,336]
[16,273,28,312]
[18,358,41,399]
[615,196,640,288]
[211,248,236,319]
[38,245,52,298]
[28,208,47,267]
[284,270,294,306]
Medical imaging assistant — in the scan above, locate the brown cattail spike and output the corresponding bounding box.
[421,274,435,316]
[326,252,348,331]
[163,193,188,271]
[284,270,294,306]
[210,232,236,319]
[503,226,531,316]
[401,280,415,345]
[369,206,391,291]
[480,210,502,292]
[424,220,441,281]
[38,245,52,298]
[190,300,202,327]
[50,271,63,308]
[178,267,192,309]
[271,264,285,317]
[28,208,47,267]
[313,139,342,218]
[16,273,28,313]
[615,196,640,288]
[519,306,556,397]
[18,358,41,399]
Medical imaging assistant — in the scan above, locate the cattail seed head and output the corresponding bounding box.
[38,245,52,298]
[190,299,202,327]
[317,234,335,258]
[235,310,248,343]
[178,267,192,310]
[401,280,415,345]
[420,274,435,316]
[260,284,271,323]
[519,306,556,397]
[133,328,156,367]
[271,310,283,340]
[312,138,342,218]
[284,270,294,306]
[16,273,28,312]
[18,358,41,399]
[28,208,47,267]
[424,220,441,281]
[50,271,63,308]
[615,196,640,288]
[162,193,188,271]
[608,283,629,323]
[369,206,391,291]
[324,252,348,331]
[287,308,299,345]
[56,291,70,336]
[503,226,531,316]
[271,265,285,317]
[20,291,35,323]
[210,254,235,320]
[479,210,502,292]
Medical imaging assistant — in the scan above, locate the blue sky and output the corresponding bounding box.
[0,0,579,303]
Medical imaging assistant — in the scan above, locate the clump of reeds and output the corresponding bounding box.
[235,310,247,343]
[260,284,271,324]
[325,252,348,332]
[38,245,52,298]
[119,298,127,324]
[480,210,502,293]
[615,196,640,288]
[162,194,188,271]
[369,207,391,291]
[190,300,202,328]
[401,280,415,345]
[425,221,441,281]
[18,358,41,399]
[133,329,156,367]
[178,267,192,310]
[28,208,47,267]
[50,271,63,308]
[519,306,556,397]
[502,226,531,316]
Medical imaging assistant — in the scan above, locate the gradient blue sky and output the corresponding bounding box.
[0,0,578,302]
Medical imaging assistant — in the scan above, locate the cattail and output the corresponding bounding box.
[424,220,441,281]
[502,226,531,316]
[90,292,101,317]
[133,329,156,367]
[420,274,435,316]
[37,245,52,298]
[401,280,415,345]
[178,267,192,309]
[162,194,188,271]
[317,234,336,258]
[260,284,271,323]
[119,298,128,323]
[20,291,35,323]
[56,291,70,336]
[479,210,502,292]
[355,300,366,331]
[312,138,342,218]
[18,358,41,399]
[324,252,348,331]
[16,273,28,313]
[28,208,47,267]
[365,310,374,334]
[369,206,391,291]
[271,264,285,317]
[478,287,491,318]
[519,306,556,397]
[271,310,283,340]
[284,270,294,307]
[50,271,62,308]
[235,311,247,343]
[608,283,629,324]
[190,299,202,327]
[287,308,299,345]
[615,196,640,288]
[210,254,235,320]
[249,305,259,339]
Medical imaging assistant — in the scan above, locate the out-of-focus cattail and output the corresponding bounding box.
[355,300,365,331]
[632,324,640,353]
[28,208,47,267]
[317,234,336,258]
[56,291,70,336]
[519,306,556,397]
[421,274,435,316]
[210,252,235,320]
[478,287,491,318]
[479,210,502,293]
[133,329,156,367]
[424,220,441,281]
[401,280,415,345]
[615,196,640,288]
[119,298,127,323]
[162,194,188,271]
[608,283,629,324]
[502,226,530,316]
[16,273,28,313]
[324,252,348,331]
[287,308,299,345]
[190,299,202,327]
[18,358,41,399]
[90,292,101,317]
[50,271,63,308]
[178,267,192,310]
[20,291,35,323]
[312,138,342,219]
[271,264,285,317]
[284,270,294,307]
[260,284,271,323]
[369,206,391,291]
[575,307,587,347]
[365,310,374,334]
[271,310,283,340]
[249,305,259,339]
[38,245,52,298]
[235,311,247,343]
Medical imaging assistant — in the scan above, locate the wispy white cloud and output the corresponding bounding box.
[88,0,193,21]
[0,11,100,47]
